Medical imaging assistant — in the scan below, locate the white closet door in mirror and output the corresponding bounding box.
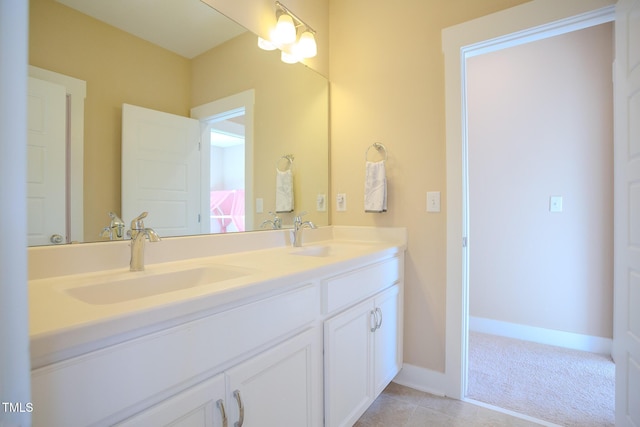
[27,77,67,246]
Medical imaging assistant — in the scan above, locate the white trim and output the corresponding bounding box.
[28,66,86,243]
[392,363,447,397]
[469,317,613,355]
[442,0,616,400]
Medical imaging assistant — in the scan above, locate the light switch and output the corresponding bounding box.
[336,193,347,212]
[427,191,441,213]
[549,196,563,213]
[256,198,264,213]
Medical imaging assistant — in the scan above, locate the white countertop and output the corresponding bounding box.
[29,226,406,368]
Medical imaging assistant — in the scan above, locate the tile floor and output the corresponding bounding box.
[355,382,543,427]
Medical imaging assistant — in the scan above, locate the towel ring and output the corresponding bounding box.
[276,154,294,171]
[365,143,388,162]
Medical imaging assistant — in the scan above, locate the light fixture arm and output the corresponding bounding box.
[275,1,316,35]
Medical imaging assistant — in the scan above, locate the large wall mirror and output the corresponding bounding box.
[28,0,329,246]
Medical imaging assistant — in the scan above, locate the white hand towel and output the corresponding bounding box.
[364,160,387,212]
[275,168,294,213]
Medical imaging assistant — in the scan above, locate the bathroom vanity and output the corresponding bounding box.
[28,226,405,427]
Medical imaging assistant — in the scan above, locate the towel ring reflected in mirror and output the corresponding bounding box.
[365,142,388,162]
[276,154,294,172]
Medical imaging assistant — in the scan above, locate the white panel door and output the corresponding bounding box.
[122,104,201,237]
[614,1,640,426]
[324,299,374,427]
[373,284,402,396]
[27,77,67,246]
[225,329,322,427]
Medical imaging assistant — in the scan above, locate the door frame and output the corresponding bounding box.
[191,90,255,233]
[442,0,616,399]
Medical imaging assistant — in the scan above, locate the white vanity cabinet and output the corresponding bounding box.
[116,328,322,427]
[31,283,321,427]
[224,328,322,427]
[322,256,403,427]
[30,237,406,427]
[115,373,227,427]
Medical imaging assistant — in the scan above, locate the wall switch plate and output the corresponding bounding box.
[316,194,327,212]
[427,191,441,212]
[336,193,347,212]
[549,195,563,213]
[256,198,264,213]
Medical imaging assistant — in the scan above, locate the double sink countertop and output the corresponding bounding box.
[28,226,407,369]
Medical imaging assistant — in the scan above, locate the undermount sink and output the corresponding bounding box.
[64,265,252,305]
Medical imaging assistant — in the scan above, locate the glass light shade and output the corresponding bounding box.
[281,51,300,64]
[257,36,276,51]
[272,14,296,45]
[293,31,317,58]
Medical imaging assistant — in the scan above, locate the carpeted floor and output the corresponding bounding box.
[467,332,615,427]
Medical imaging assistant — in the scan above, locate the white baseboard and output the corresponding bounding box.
[392,363,448,397]
[469,316,612,355]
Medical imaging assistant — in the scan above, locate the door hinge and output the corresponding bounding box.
[462,237,468,247]
[198,213,201,223]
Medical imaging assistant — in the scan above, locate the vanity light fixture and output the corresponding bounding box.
[258,1,317,64]
[272,13,296,45]
[258,37,277,51]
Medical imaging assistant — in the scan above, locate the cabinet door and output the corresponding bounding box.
[324,299,375,427]
[115,373,227,427]
[373,284,402,395]
[225,328,322,427]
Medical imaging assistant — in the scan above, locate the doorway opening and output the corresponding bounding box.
[191,89,255,234]
[441,0,616,409]
[204,108,246,233]
[464,21,615,425]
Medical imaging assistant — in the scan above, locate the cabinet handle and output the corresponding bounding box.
[217,399,228,427]
[233,390,244,427]
[370,309,378,332]
[376,307,383,330]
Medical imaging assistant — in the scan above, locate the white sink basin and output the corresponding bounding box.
[64,265,252,305]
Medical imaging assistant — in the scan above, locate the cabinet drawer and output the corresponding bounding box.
[31,283,319,427]
[322,257,399,314]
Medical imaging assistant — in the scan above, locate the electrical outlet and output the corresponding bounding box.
[336,193,347,212]
[316,194,327,212]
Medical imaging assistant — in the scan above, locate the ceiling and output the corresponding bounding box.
[56,0,247,59]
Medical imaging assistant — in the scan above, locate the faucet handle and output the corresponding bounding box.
[131,211,148,231]
[294,211,308,223]
[267,211,282,229]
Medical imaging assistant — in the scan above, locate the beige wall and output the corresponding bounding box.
[467,23,614,338]
[191,32,329,228]
[328,0,532,372]
[29,0,191,240]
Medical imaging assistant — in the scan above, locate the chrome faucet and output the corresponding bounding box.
[260,211,282,230]
[292,211,316,247]
[129,212,161,271]
[100,212,125,240]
